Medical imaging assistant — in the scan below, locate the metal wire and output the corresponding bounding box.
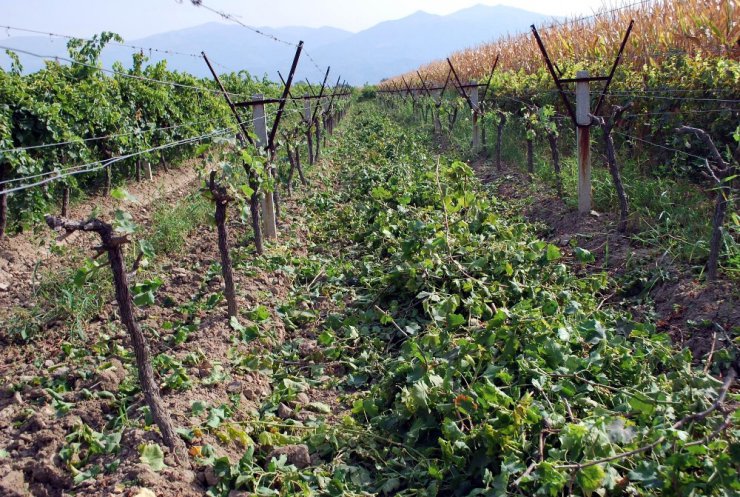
[1,129,229,195]
[0,117,225,154]
[612,130,710,161]
[535,0,653,32]
[190,1,327,78]
[0,109,289,189]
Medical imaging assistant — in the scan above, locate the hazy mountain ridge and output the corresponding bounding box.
[2,4,556,84]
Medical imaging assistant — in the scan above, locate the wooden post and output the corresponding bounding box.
[470,85,480,153]
[146,161,153,181]
[0,163,7,240]
[253,94,277,240]
[576,70,592,215]
[61,186,70,217]
[304,94,314,165]
[314,99,322,161]
[322,98,330,145]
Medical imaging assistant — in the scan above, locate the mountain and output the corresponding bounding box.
[313,5,555,84]
[1,4,556,85]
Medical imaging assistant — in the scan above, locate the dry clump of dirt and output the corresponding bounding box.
[471,158,739,362]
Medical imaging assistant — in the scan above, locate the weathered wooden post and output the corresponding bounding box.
[0,164,7,240]
[253,94,277,240]
[304,94,314,165]
[576,71,592,215]
[61,186,70,216]
[470,85,480,153]
[314,98,322,161]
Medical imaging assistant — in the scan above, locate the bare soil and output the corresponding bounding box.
[0,157,346,496]
[0,161,202,313]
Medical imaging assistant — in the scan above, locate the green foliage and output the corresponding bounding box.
[0,33,283,232]
[138,443,165,472]
[271,105,737,496]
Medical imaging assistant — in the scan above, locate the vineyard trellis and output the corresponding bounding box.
[1,0,738,495]
[1,10,352,462]
[376,0,738,282]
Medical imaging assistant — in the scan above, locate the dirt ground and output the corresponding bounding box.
[0,160,202,313]
[0,158,344,497]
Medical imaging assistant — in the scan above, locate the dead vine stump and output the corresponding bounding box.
[592,104,631,233]
[206,171,237,317]
[677,125,738,281]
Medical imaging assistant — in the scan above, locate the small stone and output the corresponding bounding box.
[295,392,310,405]
[132,464,160,488]
[204,465,219,486]
[265,444,311,469]
[181,470,197,483]
[298,340,319,358]
[226,381,243,394]
[277,403,293,419]
[52,367,70,380]
[134,489,157,497]
[0,282,9,292]
[43,359,54,368]
[97,358,126,392]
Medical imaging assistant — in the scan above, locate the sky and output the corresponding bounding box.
[2,0,615,40]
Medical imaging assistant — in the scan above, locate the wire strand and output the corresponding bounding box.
[1,24,237,72]
[613,130,708,161]
[0,117,226,154]
[2,129,229,195]
[0,109,288,188]
[189,1,326,78]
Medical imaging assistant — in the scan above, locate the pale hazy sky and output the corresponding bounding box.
[2,0,616,39]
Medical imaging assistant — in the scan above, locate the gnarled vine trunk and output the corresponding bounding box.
[208,172,237,317]
[307,127,314,165]
[314,119,321,161]
[547,133,563,197]
[45,215,187,463]
[593,105,631,233]
[496,112,506,172]
[242,163,264,256]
